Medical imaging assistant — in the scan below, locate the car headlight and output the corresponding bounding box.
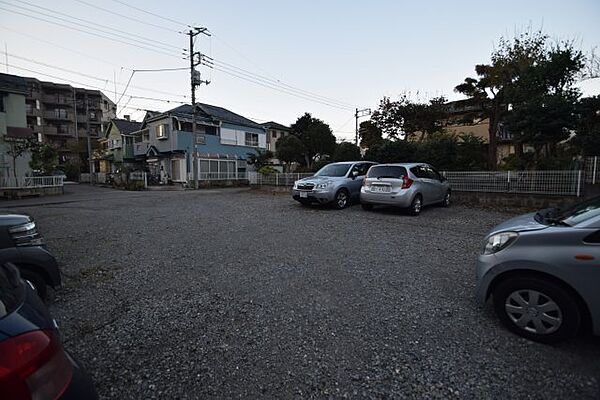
[483,232,518,255]
[293,181,299,189]
[315,182,331,190]
[8,222,45,247]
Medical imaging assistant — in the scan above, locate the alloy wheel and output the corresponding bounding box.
[336,191,348,208]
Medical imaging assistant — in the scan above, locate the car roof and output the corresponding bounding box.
[330,161,374,165]
[370,163,427,168]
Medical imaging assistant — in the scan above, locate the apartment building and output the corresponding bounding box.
[23,76,116,167]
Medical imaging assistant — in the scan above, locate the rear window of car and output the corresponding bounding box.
[0,264,24,318]
[367,166,408,179]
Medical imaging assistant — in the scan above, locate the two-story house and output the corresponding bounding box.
[260,121,291,170]
[132,103,267,184]
[98,117,142,173]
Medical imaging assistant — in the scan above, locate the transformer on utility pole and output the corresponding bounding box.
[187,27,211,189]
[355,108,372,146]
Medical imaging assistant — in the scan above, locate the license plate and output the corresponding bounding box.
[300,192,308,198]
[371,186,390,193]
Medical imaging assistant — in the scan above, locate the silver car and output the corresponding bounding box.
[292,161,377,209]
[360,163,451,215]
[476,197,600,343]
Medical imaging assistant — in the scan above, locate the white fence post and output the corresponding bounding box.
[593,156,598,185]
[577,170,582,197]
[276,173,279,186]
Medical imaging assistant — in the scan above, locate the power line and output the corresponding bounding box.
[212,58,355,108]
[2,51,188,100]
[0,4,182,59]
[108,0,191,29]
[207,64,354,111]
[72,0,183,34]
[0,0,182,55]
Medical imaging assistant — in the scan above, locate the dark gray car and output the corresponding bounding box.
[476,197,600,343]
[292,161,376,209]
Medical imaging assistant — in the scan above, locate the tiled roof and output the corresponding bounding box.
[112,119,142,134]
[260,121,290,131]
[167,103,263,129]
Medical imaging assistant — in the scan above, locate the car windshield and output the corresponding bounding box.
[314,164,352,177]
[557,196,600,226]
[367,166,407,179]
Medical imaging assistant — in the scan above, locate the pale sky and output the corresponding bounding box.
[1,0,599,142]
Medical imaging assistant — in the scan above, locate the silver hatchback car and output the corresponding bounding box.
[476,197,600,343]
[360,163,451,215]
[292,161,377,209]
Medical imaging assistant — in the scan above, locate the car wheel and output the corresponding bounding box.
[333,189,350,209]
[361,203,373,211]
[492,276,581,343]
[409,195,422,216]
[19,268,48,300]
[442,191,451,207]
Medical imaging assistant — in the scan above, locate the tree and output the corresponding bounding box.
[290,113,337,168]
[5,137,36,179]
[415,133,458,170]
[455,134,488,170]
[29,142,59,175]
[455,30,549,168]
[572,96,600,155]
[276,135,305,172]
[247,149,274,171]
[333,142,361,162]
[503,40,584,163]
[363,139,417,163]
[358,120,383,149]
[370,94,448,140]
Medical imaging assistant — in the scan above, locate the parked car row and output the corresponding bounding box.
[292,161,600,344]
[292,161,451,215]
[0,214,99,398]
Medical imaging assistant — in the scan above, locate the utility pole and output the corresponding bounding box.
[86,98,93,184]
[355,108,372,145]
[187,27,211,189]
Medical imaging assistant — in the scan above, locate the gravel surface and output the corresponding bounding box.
[3,185,599,399]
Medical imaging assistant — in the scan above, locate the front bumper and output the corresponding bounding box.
[360,189,413,207]
[475,253,500,306]
[292,189,335,204]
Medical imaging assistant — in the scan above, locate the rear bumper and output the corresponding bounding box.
[61,353,98,400]
[292,189,335,204]
[360,189,413,207]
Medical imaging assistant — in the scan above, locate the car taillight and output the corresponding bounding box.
[401,176,413,189]
[0,329,73,400]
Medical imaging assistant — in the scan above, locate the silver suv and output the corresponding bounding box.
[360,163,450,215]
[292,161,377,209]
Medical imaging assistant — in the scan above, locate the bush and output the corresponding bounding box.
[258,166,279,175]
[333,142,361,162]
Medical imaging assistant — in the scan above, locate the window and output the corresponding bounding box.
[26,103,33,114]
[357,163,372,176]
[245,132,259,147]
[54,109,68,119]
[195,134,206,145]
[156,124,169,139]
[272,131,278,139]
[142,129,150,142]
[89,111,97,121]
[368,166,408,179]
[315,164,352,177]
[198,159,238,180]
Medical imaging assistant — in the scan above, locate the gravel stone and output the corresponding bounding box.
[2,185,599,399]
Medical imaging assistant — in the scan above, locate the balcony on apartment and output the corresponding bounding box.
[43,125,75,136]
[44,110,72,121]
[42,93,74,106]
[25,104,41,117]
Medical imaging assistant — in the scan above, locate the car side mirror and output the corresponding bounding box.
[351,170,359,179]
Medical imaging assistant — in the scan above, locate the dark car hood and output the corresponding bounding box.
[487,212,548,237]
[0,214,33,227]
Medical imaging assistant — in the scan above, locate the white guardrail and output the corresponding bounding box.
[0,176,64,189]
[248,170,584,197]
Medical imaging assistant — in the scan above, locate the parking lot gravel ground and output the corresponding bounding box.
[2,184,599,399]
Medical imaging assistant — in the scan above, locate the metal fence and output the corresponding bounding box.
[198,172,249,181]
[249,170,584,196]
[0,176,64,189]
[584,156,599,184]
[247,172,313,186]
[442,170,582,196]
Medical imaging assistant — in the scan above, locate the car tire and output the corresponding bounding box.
[361,203,373,211]
[333,189,350,209]
[19,268,48,300]
[492,276,581,344]
[409,195,422,216]
[442,191,451,207]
